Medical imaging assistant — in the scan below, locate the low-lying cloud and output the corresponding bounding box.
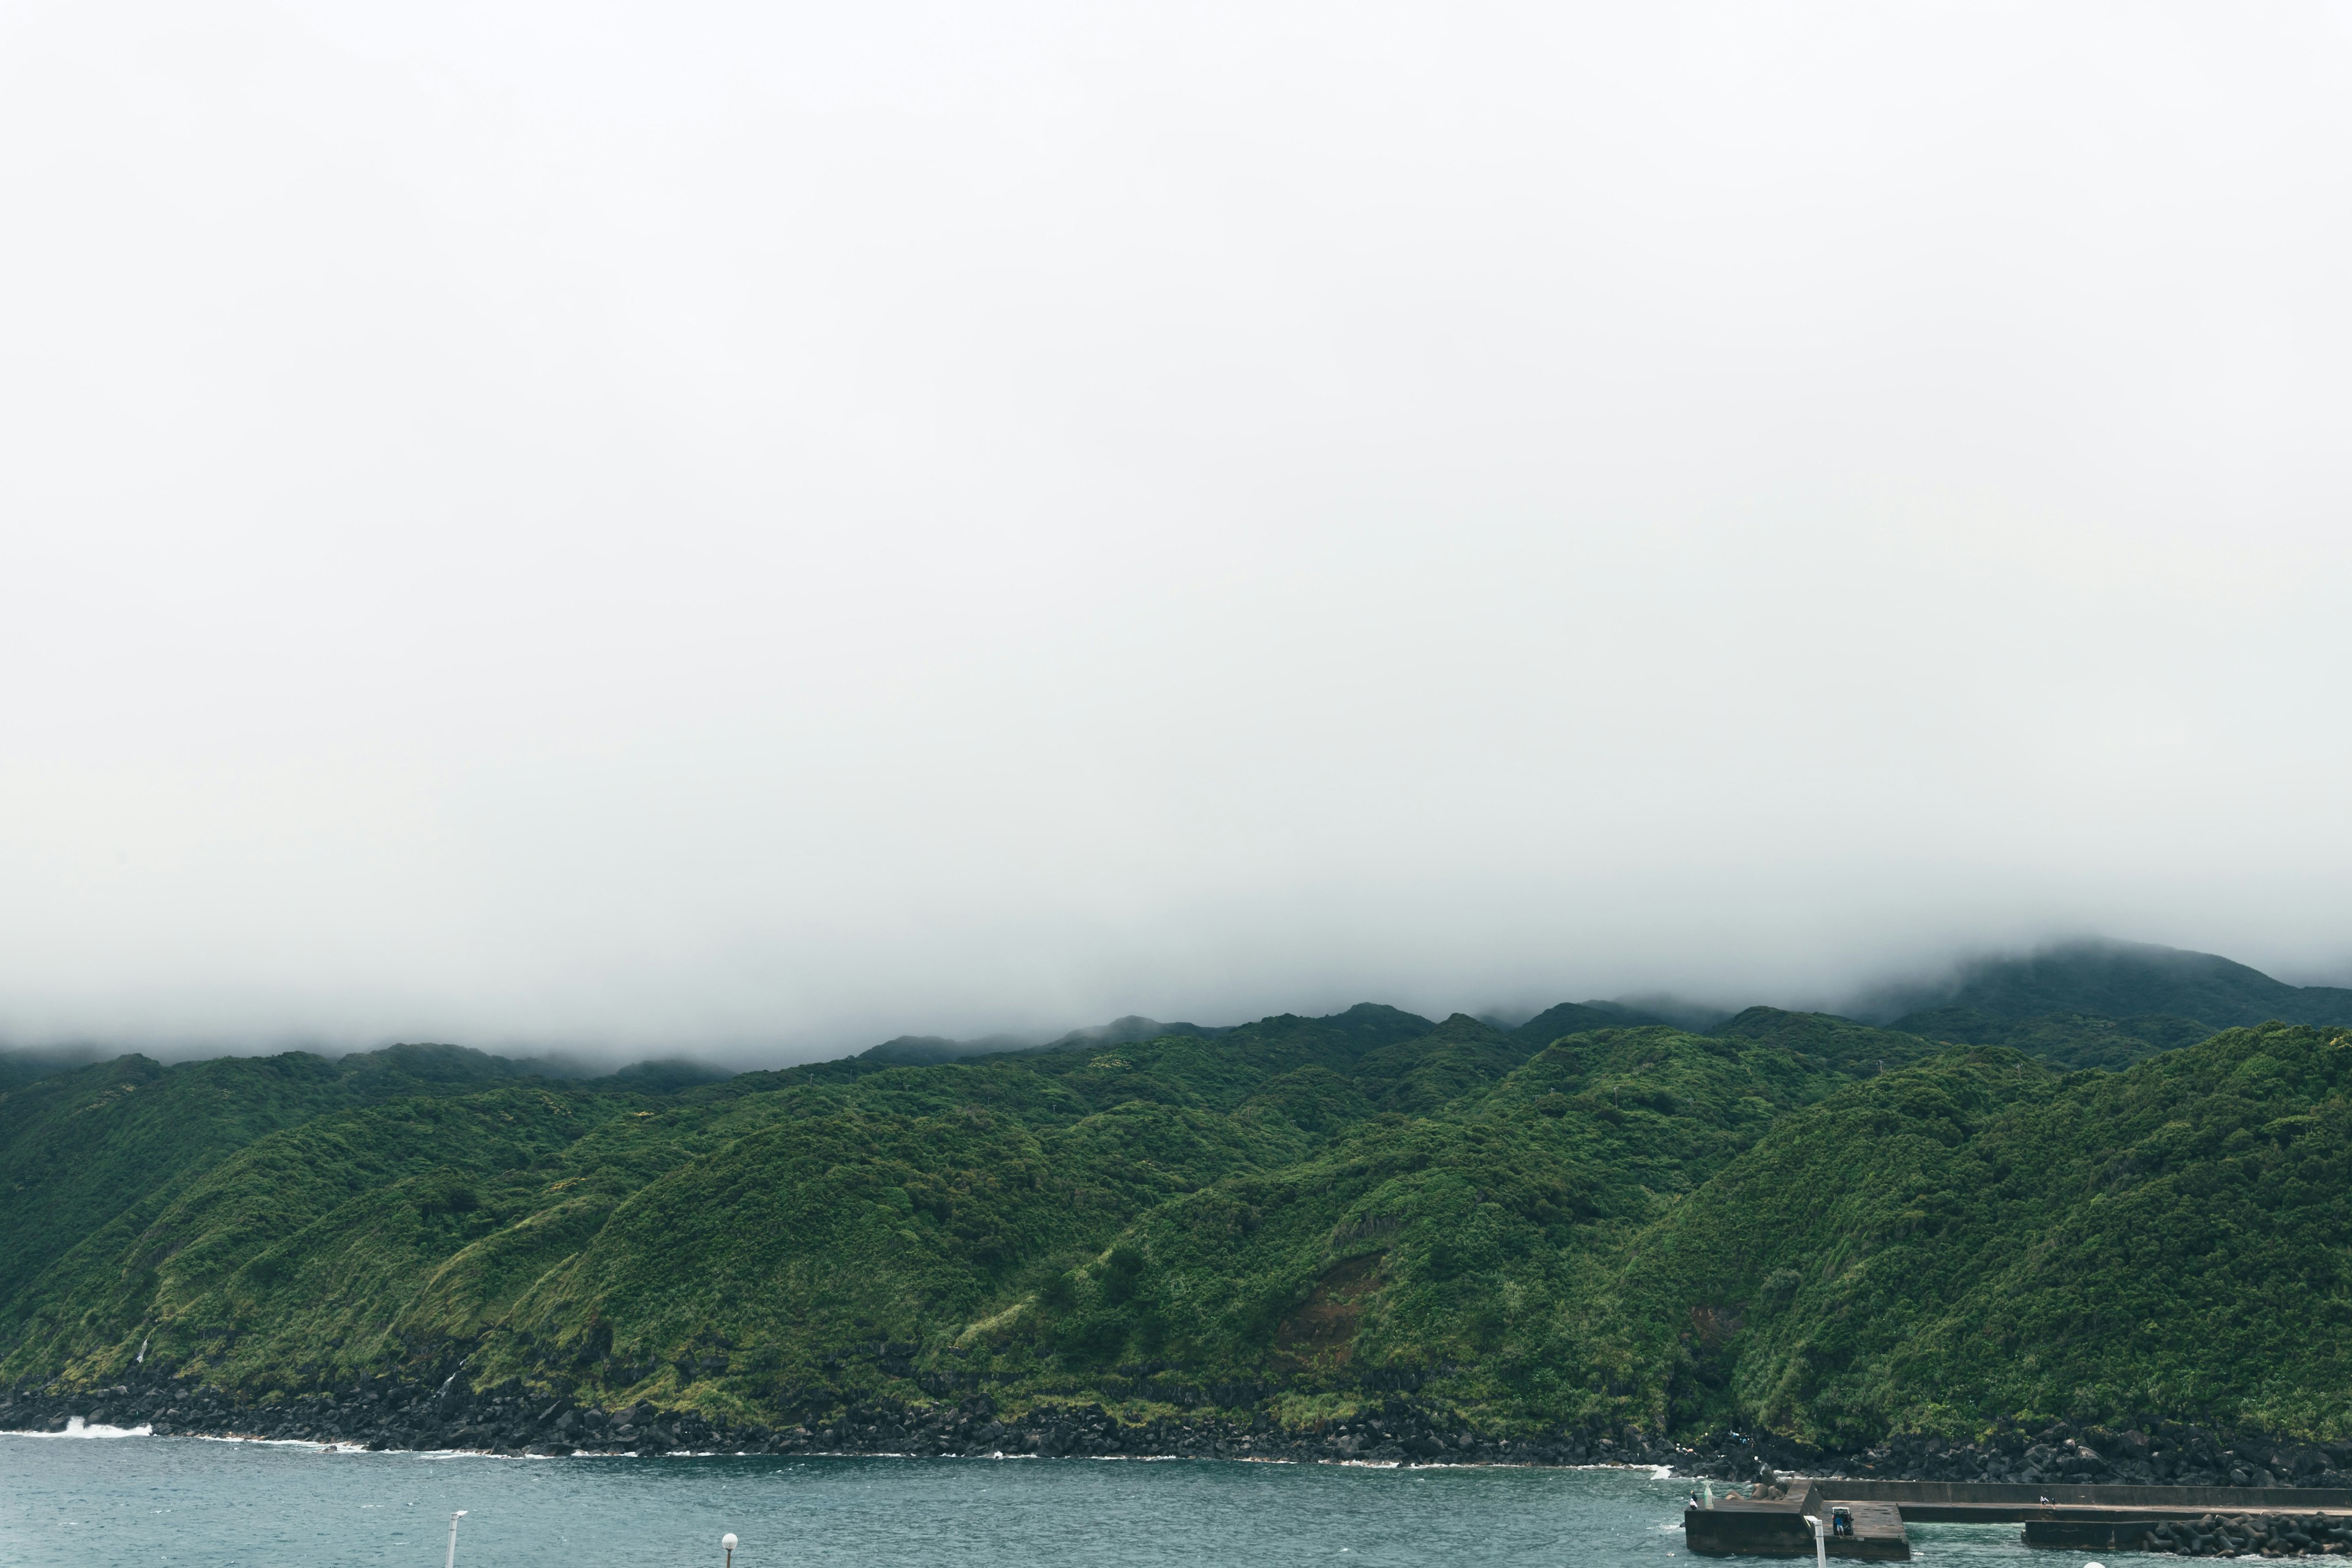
[4,1,2350,1065]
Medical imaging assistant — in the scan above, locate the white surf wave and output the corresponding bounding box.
[4,1417,152,1439]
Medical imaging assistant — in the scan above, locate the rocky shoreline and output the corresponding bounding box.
[8,1374,2350,1490]
[3,1376,1629,1465]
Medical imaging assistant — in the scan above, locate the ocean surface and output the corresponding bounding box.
[1,1425,2057,1567]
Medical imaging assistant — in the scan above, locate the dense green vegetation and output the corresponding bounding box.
[1887,1007,2212,1071]
[1618,1022,2352,1443]
[6,944,2352,1450]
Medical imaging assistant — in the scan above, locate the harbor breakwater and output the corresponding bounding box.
[1679,1424,2352,1493]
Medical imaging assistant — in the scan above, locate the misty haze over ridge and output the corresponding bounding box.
[684,937,2352,1072]
[4,3,2351,1053]
[10,937,2352,1077]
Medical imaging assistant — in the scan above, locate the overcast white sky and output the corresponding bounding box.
[4,0,2351,1060]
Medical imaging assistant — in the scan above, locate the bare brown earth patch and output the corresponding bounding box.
[1275,1254,1384,1368]
[1689,1303,1744,1344]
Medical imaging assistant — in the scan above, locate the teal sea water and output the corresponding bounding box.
[1,1428,2050,1567]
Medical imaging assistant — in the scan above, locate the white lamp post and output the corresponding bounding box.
[723,1531,739,1567]
[1802,1513,1826,1568]
[445,1510,469,1568]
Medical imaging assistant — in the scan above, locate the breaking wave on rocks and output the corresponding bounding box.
[5,1415,153,1439]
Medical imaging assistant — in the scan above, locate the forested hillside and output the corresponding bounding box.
[6,945,2352,1461]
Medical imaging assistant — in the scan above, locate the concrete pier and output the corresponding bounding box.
[1682,1487,1910,1559]
[1817,1480,2352,1521]
[1683,1479,2352,1559]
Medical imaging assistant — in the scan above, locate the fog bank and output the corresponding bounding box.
[4,1,2350,1061]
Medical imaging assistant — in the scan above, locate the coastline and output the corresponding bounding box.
[7,1377,2347,1491]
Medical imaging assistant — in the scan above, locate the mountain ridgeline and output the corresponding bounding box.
[6,941,2352,1466]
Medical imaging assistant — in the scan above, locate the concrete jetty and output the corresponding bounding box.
[1683,1488,1909,1559]
[1683,1479,2352,1559]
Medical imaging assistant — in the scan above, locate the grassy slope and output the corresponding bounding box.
[1617,1023,2352,1442]
[8,1006,2352,1449]
[0,1012,1909,1425]
[1055,1024,1910,1429]
[0,1044,561,1317]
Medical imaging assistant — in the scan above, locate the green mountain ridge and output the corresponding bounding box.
[7,942,2352,1451]
[1867,938,2352,1031]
